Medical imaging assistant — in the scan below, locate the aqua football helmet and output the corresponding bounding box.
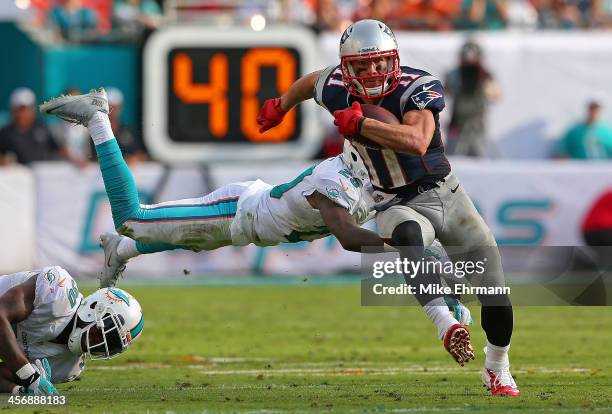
[68,288,144,360]
[339,19,401,99]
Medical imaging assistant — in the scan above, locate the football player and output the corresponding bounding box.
[0,266,144,395]
[257,19,519,396]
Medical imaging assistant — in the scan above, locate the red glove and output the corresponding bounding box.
[257,98,287,133]
[333,101,364,137]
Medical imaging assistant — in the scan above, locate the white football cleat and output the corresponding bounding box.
[482,366,520,396]
[39,87,108,126]
[99,232,128,288]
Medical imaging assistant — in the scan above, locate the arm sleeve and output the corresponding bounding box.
[313,65,342,111]
[304,176,360,213]
[33,267,81,322]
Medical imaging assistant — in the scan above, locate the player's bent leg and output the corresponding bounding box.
[40,88,141,229]
[378,207,473,365]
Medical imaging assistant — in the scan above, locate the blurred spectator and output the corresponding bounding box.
[49,87,91,169]
[582,190,612,247]
[556,100,612,159]
[455,0,509,30]
[97,87,148,164]
[505,0,539,30]
[113,0,162,42]
[579,190,612,302]
[444,40,501,157]
[592,0,612,28]
[0,88,61,166]
[394,0,461,31]
[48,0,99,43]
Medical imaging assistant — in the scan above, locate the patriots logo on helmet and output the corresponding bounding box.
[340,27,352,45]
[411,88,442,110]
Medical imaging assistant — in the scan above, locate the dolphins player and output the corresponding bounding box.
[40,88,391,289]
[0,266,144,395]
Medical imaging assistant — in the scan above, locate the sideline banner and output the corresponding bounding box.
[0,166,34,273]
[24,160,612,278]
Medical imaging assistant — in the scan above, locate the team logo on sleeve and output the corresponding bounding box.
[44,269,57,284]
[411,86,442,110]
[326,187,340,199]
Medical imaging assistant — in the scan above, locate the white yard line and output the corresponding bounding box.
[90,364,593,376]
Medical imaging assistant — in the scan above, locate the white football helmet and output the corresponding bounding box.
[68,288,144,360]
[342,140,369,181]
[339,19,401,99]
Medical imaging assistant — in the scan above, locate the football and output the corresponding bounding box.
[350,104,400,148]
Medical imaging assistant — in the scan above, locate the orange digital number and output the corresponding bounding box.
[173,52,228,138]
[173,48,297,142]
[240,48,296,142]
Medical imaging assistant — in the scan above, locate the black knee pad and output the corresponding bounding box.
[391,220,424,247]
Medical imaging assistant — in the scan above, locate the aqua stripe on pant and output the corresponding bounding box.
[95,139,238,253]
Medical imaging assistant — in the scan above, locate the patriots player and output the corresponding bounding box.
[0,266,144,395]
[257,19,519,396]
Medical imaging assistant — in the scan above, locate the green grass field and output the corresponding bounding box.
[9,282,612,413]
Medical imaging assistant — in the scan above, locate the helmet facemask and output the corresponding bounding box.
[341,50,400,99]
[68,303,130,360]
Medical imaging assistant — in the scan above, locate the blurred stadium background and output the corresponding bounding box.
[1,0,612,279]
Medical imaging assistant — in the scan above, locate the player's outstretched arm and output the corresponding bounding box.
[0,278,36,377]
[257,70,321,133]
[309,191,385,253]
[0,277,60,394]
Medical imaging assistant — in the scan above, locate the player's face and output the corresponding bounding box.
[350,57,390,88]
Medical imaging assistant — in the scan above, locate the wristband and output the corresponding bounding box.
[357,117,367,134]
[15,363,38,386]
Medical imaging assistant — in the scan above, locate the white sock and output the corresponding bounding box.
[88,111,114,145]
[117,237,140,260]
[424,297,458,340]
[484,341,510,370]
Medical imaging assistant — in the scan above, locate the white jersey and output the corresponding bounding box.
[231,156,374,246]
[0,267,85,383]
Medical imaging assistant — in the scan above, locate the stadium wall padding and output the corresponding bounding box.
[0,165,35,273]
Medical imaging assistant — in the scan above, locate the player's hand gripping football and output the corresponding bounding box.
[257,97,287,133]
[333,101,365,137]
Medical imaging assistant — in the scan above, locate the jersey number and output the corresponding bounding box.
[67,280,79,308]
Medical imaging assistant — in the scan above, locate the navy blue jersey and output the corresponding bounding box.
[314,65,451,192]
